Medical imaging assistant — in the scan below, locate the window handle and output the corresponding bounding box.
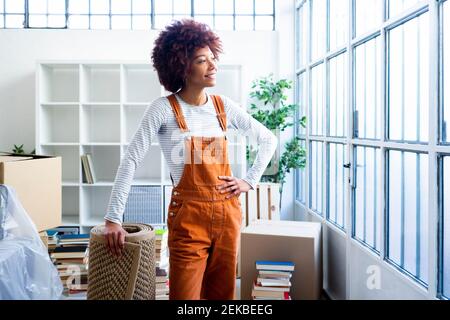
[343,163,351,168]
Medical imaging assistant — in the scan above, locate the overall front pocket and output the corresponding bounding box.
[167,198,187,231]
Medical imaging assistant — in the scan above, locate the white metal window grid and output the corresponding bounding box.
[294,0,448,299]
[0,0,276,30]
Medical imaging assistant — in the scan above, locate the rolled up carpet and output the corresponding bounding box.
[87,223,155,300]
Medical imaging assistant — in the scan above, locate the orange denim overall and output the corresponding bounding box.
[166,94,242,300]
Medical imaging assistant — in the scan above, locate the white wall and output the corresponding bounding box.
[0,28,278,152]
[276,0,296,220]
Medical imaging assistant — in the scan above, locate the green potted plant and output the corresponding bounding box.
[247,74,307,209]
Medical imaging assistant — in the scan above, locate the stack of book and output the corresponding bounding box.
[155,228,169,300]
[251,260,295,300]
[81,154,96,184]
[50,233,90,295]
[46,229,59,252]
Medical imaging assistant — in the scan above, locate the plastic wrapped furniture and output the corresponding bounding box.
[0,184,63,299]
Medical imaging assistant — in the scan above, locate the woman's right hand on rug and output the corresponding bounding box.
[104,220,128,257]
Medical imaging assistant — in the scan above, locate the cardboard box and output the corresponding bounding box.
[0,154,62,232]
[240,219,322,300]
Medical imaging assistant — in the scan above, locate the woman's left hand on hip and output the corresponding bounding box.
[216,176,252,198]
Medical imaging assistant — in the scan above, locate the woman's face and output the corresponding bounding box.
[185,46,218,89]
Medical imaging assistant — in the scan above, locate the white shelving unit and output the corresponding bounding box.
[36,61,247,232]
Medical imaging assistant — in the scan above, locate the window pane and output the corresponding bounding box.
[68,15,89,29]
[111,15,131,29]
[5,0,25,13]
[354,146,381,252]
[354,37,382,139]
[310,63,325,136]
[155,0,172,14]
[111,0,131,14]
[329,0,348,50]
[194,15,213,27]
[29,14,46,27]
[388,14,429,142]
[255,16,273,31]
[297,4,308,67]
[0,1,3,13]
[444,1,450,143]
[235,0,253,14]
[68,0,89,14]
[388,150,428,284]
[443,156,450,298]
[154,15,173,29]
[132,0,151,14]
[311,0,326,60]
[194,0,213,14]
[48,0,65,14]
[297,139,307,204]
[90,15,110,29]
[328,143,347,229]
[235,15,253,31]
[255,0,273,15]
[329,52,347,137]
[310,141,324,215]
[389,0,421,18]
[215,15,233,30]
[5,14,24,27]
[90,0,110,14]
[0,17,3,28]
[29,0,47,14]
[48,14,65,27]
[355,0,382,37]
[132,15,151,29]
[174,0,191,14]
[297,72,307,136]
[215,0,233,14]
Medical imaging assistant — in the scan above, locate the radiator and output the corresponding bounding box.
[239,182,281,227]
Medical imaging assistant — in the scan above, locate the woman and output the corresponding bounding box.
[104,19,277,300]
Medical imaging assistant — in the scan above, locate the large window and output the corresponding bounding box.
[295,0,448,297]
[0,0,276,30]
[443,0,450,144]
[387,150,428,284]
[329,53,347,137]
[354,37,382,140]
[442,156,450,299]
[354,146,381,252]
[388,13,429,143]
[328,143,347,229]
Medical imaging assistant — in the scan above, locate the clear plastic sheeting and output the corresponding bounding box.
[0,184,63,300]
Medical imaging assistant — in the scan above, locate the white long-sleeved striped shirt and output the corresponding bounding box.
[105,92,278,225]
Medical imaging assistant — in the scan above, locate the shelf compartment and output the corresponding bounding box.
[81,104,120,143]
[62,186,80,224]
[122,144,162,182]
[123,64,161,103]
[40,104,79,143]
[81,145,120,183]
[81,64,120,103]
[39,64,79,103]
[40,145,80,183]
[80,186,112,226]
[124,104,148,143]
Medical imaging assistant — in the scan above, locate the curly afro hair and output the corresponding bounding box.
[151,19,223,93]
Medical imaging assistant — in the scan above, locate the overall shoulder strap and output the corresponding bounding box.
[167,94,189,132]
[210,95,227,132]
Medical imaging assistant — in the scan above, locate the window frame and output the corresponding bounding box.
[0,0,276,30]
